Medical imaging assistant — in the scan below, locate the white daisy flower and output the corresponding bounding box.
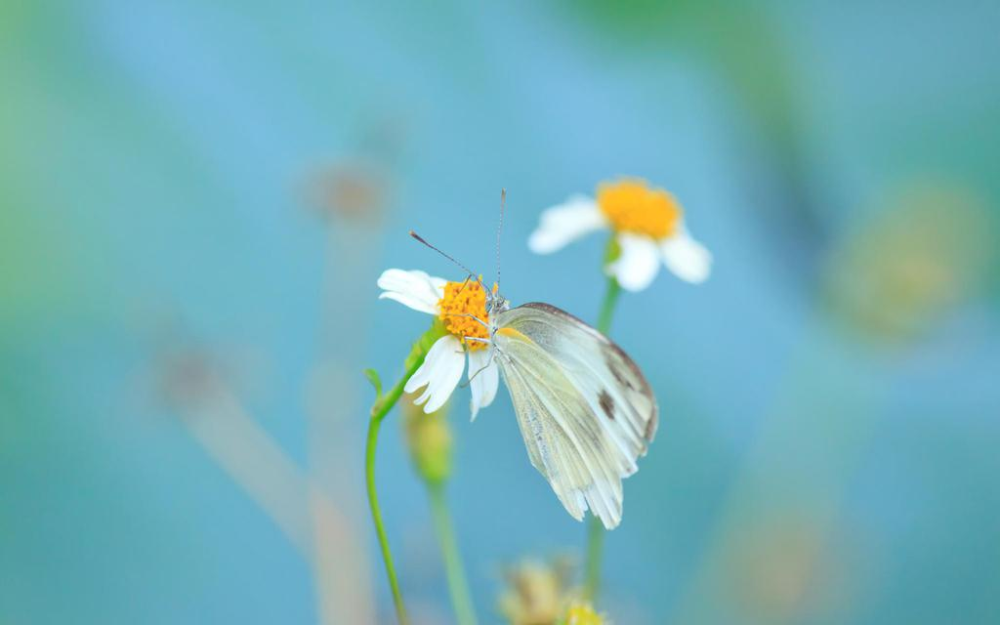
[377,269,500,418]
[529,178,712,291]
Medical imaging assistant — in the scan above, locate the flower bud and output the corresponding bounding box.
[402,392,452,485]
[498,558,576,625]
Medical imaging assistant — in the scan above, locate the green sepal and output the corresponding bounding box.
[363,368,383,399]
[602,234,622,268]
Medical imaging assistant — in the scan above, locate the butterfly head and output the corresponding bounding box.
[485,283,510,316]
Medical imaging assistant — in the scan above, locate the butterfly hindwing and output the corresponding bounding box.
[499,303,659,458]
[494,333,627,528]
[493,302,658,529]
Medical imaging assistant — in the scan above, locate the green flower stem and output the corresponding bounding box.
[585,258,624,602]
[366,345,427,625]
[596,275,622,335]
[427,481,478,625]
[583,513,605,601]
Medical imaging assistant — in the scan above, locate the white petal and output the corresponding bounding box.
[528,195,607,254]
[661,228,712,284]
[377,269,445,314]
[404,335,466,413]
[467,348,500,421]
[608,234,662,292]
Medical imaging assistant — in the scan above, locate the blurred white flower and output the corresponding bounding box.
[529,178,712,291]
[378,269,499,417]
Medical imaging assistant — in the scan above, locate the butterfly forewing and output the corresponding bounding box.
[493,302,658,529]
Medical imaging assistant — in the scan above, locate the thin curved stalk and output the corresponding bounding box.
[365,356,424,625]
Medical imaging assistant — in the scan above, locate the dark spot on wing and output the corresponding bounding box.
[598,389,616,421]
[518,301,659,442]
[605,353,637,390]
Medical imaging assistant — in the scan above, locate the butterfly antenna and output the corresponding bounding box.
[409,230,476,277]
[495,188,505,292]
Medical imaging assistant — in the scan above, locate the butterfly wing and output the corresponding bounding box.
[493,302,658,529]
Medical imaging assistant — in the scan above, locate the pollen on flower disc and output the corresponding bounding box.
[597,178,682,239]
[438,280,490,350]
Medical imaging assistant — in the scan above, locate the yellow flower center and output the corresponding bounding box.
[438,279,490,351]
[597,178,682,239]
[565,603,604,625]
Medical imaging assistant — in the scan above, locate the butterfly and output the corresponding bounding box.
[411,192,658,530]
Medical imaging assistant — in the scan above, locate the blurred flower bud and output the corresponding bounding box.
[823,181,994,343]
[302,159,387,225]
[156,347,225,412]
[401,393,452,485]
[498,557,577,625]
[722,513,857,623]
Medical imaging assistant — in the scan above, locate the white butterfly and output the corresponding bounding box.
[482,294,658,530]
[407,195,658,529]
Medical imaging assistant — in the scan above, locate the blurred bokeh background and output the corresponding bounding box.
[2,1,999,623]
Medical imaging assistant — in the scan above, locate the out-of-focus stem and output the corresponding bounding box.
[428,482,478,625]
[184,388,317,556]
[584,273,622,601]
[596,275,622,335]
[583,513,605,602]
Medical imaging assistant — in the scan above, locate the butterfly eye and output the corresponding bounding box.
[490,294,509,314]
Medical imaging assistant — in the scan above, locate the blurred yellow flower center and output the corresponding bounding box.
[565,603,603,625]
[597,178,681,239]
[438,279,490,351]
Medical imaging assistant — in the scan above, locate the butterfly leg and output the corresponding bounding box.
[463,339,501,387]
[461,337,492,386]
[441,312,491,331]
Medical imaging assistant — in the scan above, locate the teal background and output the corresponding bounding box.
[2,1,999,623]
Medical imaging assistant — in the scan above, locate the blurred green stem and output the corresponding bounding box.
[427,481,478,625]
[585,271,622,601]
[596,274,622,335]
[366,348,426,625]
[584,514,605,601]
